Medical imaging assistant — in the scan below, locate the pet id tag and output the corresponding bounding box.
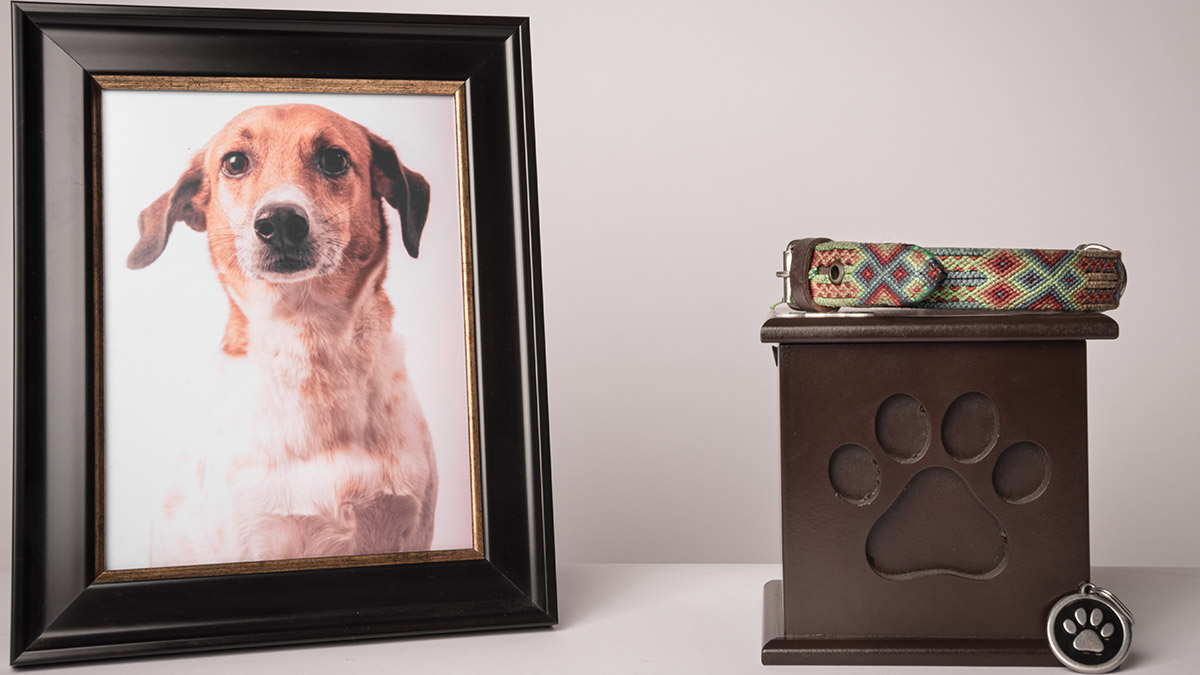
[1047,583,1134,673]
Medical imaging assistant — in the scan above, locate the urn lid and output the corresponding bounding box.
[761,308,1118,344]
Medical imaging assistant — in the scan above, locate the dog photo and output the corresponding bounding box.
[100,87,478,573]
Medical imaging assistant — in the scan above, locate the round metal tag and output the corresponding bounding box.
[1047,584,1133,673]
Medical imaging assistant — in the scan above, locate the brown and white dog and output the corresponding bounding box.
[129,104,436,566]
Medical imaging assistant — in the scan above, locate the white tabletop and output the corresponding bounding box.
[4,564,1196,673]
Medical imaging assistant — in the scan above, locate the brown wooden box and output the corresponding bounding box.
[760,310,1118,666]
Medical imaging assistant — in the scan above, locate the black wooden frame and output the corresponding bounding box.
[12,2,554,665]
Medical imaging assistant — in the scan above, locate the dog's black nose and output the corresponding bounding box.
[254,203,309,249]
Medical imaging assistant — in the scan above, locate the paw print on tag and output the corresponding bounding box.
[827,392,1051,580]
[1064,607,1114,653]
[1048,588,1132,673]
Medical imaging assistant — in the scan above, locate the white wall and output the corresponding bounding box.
[3,0,1198,567]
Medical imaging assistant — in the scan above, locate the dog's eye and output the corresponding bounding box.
[317,148,350,177]
[221,152,250,177]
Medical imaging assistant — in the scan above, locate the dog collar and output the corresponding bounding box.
[779,238,1127,313]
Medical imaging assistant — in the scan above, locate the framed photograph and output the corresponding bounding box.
[13,2,554,665]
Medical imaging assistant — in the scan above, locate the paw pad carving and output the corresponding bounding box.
[828,444,880,506]
[875,394,929,463]
[866,467,1008,580]
[941,391,998,463]
[826,391,1052,580]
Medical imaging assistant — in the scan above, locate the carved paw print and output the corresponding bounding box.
[827,392,1051,580]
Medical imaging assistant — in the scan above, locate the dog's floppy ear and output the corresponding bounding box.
[365,130,430,258]
[127,150,208,269]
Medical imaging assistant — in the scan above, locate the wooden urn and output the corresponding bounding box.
[761,309,1117,666]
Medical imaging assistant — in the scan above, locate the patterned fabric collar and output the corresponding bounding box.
[784,239,1126,313]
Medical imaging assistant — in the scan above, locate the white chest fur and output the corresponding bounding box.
[149,306,436,567]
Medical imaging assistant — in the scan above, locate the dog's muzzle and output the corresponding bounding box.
[254,202,313,272]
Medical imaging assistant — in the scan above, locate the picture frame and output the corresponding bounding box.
[12,2,555,665]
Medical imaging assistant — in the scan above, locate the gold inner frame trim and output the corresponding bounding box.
[93,76,464,95]
[93,75,484,583]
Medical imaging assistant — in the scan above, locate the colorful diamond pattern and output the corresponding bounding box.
[807,243,1125,311]
[810,242,946,307]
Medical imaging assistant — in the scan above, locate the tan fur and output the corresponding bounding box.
[131,105,436,566]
